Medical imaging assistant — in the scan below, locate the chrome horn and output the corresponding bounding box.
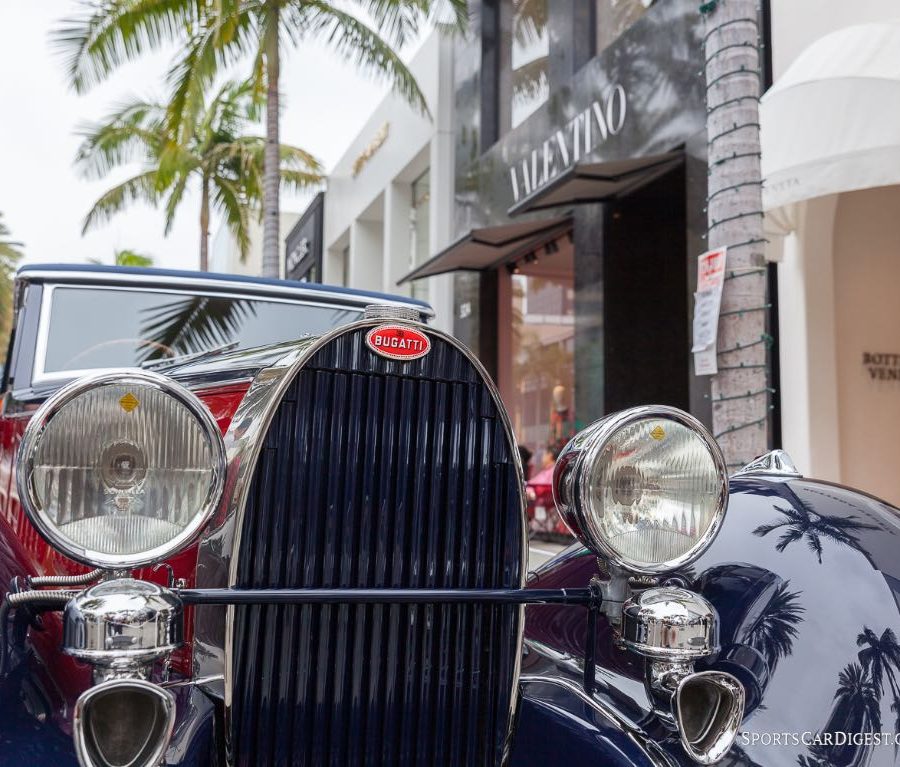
[622,587,745,764]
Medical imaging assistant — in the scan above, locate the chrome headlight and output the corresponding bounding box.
[553,406,728,574]
[17,370,226,568]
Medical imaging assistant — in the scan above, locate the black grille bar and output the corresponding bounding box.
[183,587,592,605]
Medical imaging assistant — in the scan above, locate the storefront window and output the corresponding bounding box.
[409,169,431,302]
[510,0,549,129]
[508,242,575,475]
[596,0,654,54]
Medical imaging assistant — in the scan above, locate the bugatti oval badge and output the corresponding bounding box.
[366,325,431,361]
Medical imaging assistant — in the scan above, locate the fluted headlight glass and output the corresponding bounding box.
[556,407,727,573]
[18,371,226,568]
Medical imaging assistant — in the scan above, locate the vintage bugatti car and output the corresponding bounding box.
[1,264,899,767]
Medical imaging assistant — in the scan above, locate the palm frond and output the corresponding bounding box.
[155,139,199,189]
[81,170,160,233]
[113,248,154,266]
[74,98,166,178]
[162,172,190,234]
[279,143,323,173]
[212,176,252,261]
[358,0,429,48]
[300,2,430,117]
[362,0,468,46]
[164,14,259,141]
[280,169,324,194]
[53,0,201,93]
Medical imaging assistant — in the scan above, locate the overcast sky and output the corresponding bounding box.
[0,1,420,271]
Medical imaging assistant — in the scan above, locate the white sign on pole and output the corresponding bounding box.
[692,247,727,376]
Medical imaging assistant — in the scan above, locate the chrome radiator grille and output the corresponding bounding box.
[231,327,525,766]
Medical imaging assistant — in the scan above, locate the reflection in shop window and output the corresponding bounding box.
[409,169,431,302]
[510,244,576,478]
[511,0,549,128]
[596,0,655,54]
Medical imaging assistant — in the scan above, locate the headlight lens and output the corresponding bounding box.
[554,406,727,573]
[18,371,226,568]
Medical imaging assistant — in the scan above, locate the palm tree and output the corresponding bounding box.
[752,501,878,563]
[55,1,467,278]
[0,213,24,361]
[90,248,155,267]
[701,0,769,468]
[76,79,321,271]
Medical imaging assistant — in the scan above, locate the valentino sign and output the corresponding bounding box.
[509,84,628,202]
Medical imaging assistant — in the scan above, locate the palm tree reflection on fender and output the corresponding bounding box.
[857,627,900,740]
[798,662,882,767]
[744,581,805,674]
[753,500,878,564]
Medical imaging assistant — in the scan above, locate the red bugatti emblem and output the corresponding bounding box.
[366,325,431,361]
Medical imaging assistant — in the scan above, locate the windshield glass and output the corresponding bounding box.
[40,286,363,375]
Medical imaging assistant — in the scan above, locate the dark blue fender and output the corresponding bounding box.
[522,475,900,767]
[0,665,217,767]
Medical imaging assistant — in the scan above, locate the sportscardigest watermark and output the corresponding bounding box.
[740,732,900,747]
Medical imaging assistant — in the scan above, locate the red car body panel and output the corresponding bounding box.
[0,381,251,719]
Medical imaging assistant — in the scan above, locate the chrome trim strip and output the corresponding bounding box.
[193,317,527,765]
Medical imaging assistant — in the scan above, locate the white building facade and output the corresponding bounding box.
[320,29,456,333]
[763,1,900,503]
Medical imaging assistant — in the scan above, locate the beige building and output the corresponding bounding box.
[763,2,900,503]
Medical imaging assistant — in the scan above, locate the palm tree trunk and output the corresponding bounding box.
[702,0,769,468]
[261,1,281,278]
[200,177,210,272]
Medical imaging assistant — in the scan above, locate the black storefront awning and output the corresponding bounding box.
[397,215,571,284]
[508,151,683,216]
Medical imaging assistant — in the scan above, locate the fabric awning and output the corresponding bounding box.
[507,151,683,216]
[397,216,571,284]
[761,20,900,210]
